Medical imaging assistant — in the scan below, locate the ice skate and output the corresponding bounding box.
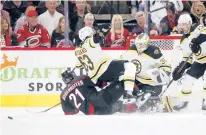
[202,99,206,110]
[173,101,189,111]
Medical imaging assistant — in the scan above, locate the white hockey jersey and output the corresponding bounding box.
[180,24,206,64]
[121,45,171,86]
[74,36,112,84]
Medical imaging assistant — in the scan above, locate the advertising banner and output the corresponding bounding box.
[0,50,124,107]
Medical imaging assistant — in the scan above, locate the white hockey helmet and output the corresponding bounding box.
[178,13,192,25]
[78,26,94,41]
[135,33,150,53]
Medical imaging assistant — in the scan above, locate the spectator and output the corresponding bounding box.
[132,11,160,36]
[69,0,89,33]
[14,6,36,34]
[105,15,129,47]
[0,2,10,25]
[36,0,64,15]
[0,18,12,47]
[51,16,74,47]
[83,12,106,46]
[140,1,183,26]
[17,10,50,48]
[160,2,179,35]
[38,0,63,36]
[3,0,28,28]
[190,1,206,24]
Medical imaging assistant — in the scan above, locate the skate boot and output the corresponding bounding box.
[136,92,152,110]
[173,101,189,111]
[202,99,206,110]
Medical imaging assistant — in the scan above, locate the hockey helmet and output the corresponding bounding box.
[178,13,192,25]
[61,68,77,85]
[135,33,150,53]
[178,13,192,34]
[78,26,94,41]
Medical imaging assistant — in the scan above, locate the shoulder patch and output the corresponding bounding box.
[144,46,162,59]
[154,49,159,54]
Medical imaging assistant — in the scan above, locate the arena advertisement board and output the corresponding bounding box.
[0,50,124,107]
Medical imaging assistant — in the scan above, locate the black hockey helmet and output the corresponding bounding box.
[61,68,77,85]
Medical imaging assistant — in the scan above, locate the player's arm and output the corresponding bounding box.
[75,59,84,69]
[60,98,79,115]
[172,37,192,81]
[40,28,51,48]
[16,26,26,46]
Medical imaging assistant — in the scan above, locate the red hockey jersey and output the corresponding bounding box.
[17,23,50,48]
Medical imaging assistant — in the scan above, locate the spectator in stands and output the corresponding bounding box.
[105,15,129,47]
[38,0,63,36]
[17,10,50,48]
[160,2,179,35]
[37,0,64,15]
[132,11,160,36]
[69,0,89,34]
[0,2,10,25]
[14,6,36,34]
[139,1,183,27]
[190,1,206,24]
[0,18,12,47]
[3,0,28,28]
[51,16,74,47]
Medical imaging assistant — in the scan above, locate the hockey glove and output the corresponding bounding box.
[172,61,191,81]
[189,40,201,54]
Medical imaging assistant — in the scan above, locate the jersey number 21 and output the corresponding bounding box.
[69,88,85,109]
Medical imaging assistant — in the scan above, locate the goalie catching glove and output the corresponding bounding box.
[146,68,170,85]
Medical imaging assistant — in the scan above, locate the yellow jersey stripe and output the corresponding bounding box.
[89,57,111,83]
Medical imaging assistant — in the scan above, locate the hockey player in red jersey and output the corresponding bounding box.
[60,69,138,115]
[16,10,50,48]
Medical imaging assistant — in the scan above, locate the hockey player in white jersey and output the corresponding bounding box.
[120,33,172,111]
[171,13,206,110]
[74,26,136,98]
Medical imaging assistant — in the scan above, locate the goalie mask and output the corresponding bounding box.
[78,26,94,41]
[135,33,150,54]
[178,13,192,34]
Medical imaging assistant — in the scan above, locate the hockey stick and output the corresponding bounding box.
[26,68,78,113]
[26,103,61,113]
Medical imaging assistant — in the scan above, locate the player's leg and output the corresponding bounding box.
[98,60,136,96]
[202,69,206,110]
[173,62,205,110]
[89,81,137,114]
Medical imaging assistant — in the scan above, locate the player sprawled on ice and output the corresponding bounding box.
[120,33,172,112]
[60,69,138,115]
[168,13,206,111]
[74,26,136,99]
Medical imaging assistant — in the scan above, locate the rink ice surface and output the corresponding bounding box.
[1,50,206,135]
[1,79,206,135]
